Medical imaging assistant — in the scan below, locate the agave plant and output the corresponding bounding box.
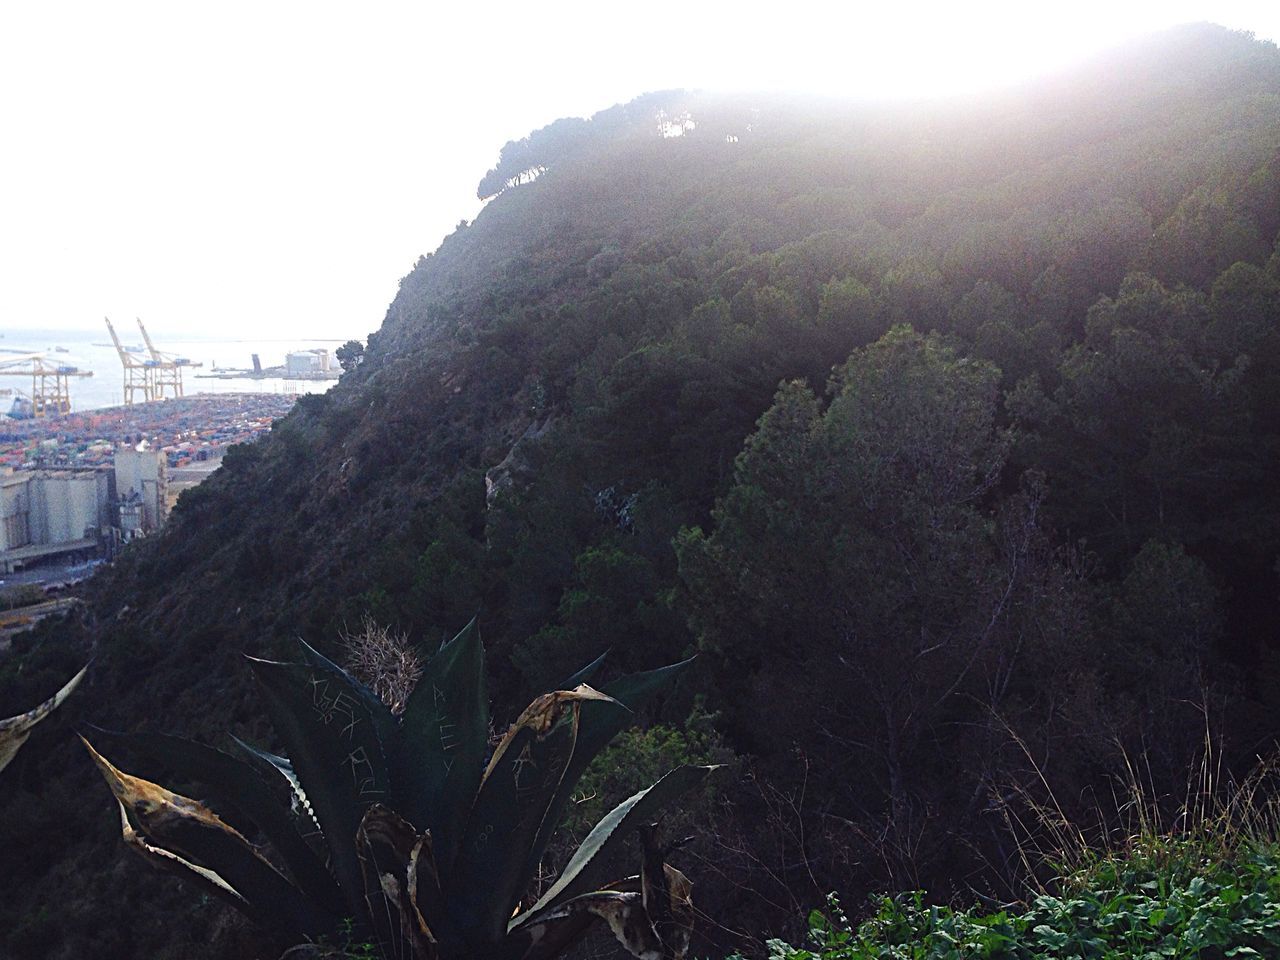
[83,622,712,960]
[0,664,86,776]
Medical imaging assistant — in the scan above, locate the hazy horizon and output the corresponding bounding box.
[3,2,1278,342]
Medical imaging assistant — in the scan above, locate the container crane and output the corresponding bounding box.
[135,317,201,399]
[0,353,93,418]
[104,317,153,405]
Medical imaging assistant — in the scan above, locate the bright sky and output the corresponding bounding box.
[1,1,1277,341]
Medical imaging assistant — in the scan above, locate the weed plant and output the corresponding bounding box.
[750,738,1280,959]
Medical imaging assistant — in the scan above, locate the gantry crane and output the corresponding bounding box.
[135,317,201,399]
[104,317,153,405]
[0,353,93,418]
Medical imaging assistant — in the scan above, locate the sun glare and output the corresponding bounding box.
[1,0,1277,335]
[665,1,1280,99]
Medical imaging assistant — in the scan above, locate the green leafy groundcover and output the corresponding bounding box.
[757,848,1280,959]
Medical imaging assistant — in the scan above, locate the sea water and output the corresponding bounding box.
[0,327,343,413]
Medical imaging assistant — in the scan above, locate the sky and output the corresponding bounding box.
[1,1,1278,342]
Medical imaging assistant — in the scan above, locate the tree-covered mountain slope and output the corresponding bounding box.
[3,22,1280,960]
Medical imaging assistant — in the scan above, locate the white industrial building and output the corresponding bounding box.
[0,469,109,573]
[285,348,332,376]
[114,444,168,539]
[0,445,168,573]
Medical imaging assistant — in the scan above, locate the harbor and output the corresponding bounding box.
[0,392,300,585]
[0,392,297,470]
[2,325,344,415]
[0,323,345,590]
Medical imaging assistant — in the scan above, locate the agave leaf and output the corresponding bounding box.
[248,655,391,916]
[640,827,694,960]
[519,658,696,899]
[514,765,714,925]
[296,637,398,748]
[407,825,467,950]
[114,800,252,913]
[557,649,609,691]
[452,687,614,943]
[480,685,615,781]
[516,854,692,960]
[602,657,694,713]
[82,737,331,941]
[356,804,438,960]
[512,890,663,960]
[555,658,697,815]
[228,734,321,834]
[394,617,488,867]
[86,725,343,914]
[0,664,86,774]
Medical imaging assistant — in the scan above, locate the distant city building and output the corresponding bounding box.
[285,349,332,376]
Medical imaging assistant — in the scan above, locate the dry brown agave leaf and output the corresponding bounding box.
[0,664,87,774]
[657,864,694,960]
[516,890,662,960]
[640,824,695,959]
[515,863,692,960]
[115,800,249,911]
[482,684,616,781]
[356,804,437,959]
[82,737,328,939]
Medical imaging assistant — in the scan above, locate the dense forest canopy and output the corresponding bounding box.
[3,21,1280,960]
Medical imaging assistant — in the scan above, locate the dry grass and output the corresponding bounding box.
[339,615,423,715]
[996,711,1280,896]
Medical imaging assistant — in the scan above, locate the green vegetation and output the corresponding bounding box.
[83,622,711,959]
[763,857,1280,960]
[758,807,1280,960]
[757,746,1280,959]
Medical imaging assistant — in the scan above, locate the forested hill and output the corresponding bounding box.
[4,22,1280,960]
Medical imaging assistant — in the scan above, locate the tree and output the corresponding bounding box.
[336,339,365,372]
[1103,540,1224,785]
[678,326,1084,882]
[1009,273,1260,565]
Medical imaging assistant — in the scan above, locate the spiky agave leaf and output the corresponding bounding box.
[519,658,696,900]
[556,650,610,691]
[407,827,463,950]
[85,725,343,915]
[228,734,322,834]
[640,826,694,960]
[513,765,715,926]
[513,890,659,960]
[0,664,86,774]
[114,800,249,912]
[247,654,392,917]
[350,805,476,956]
[296,637,398,749]
[81,737,332,941]
[450,685,618,944]
[394,618,488,869]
